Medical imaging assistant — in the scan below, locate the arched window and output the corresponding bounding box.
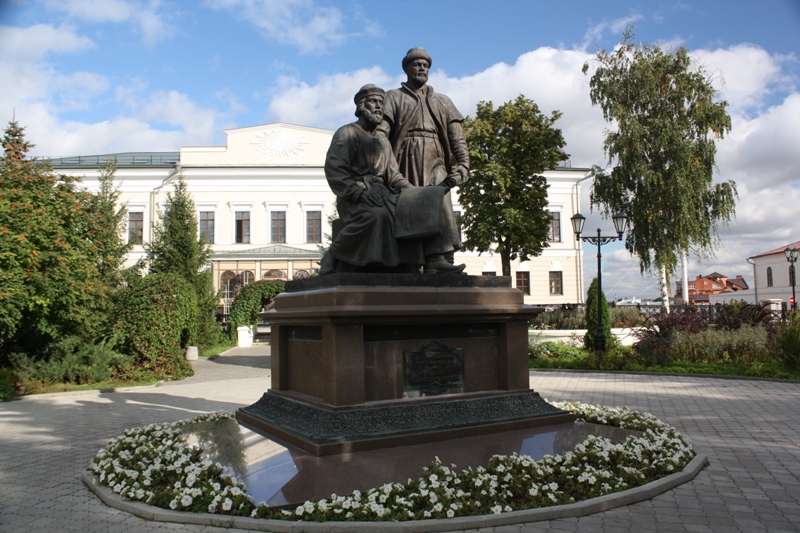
[766,267,773,287]
[262,269,287,280]
[294,269,310,279]
[220,270,236,300]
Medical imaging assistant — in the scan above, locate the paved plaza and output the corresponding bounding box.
[1,344,799,533]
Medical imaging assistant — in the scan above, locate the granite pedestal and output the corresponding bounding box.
[236,273,574,455]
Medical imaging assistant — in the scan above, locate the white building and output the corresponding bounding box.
[710,240,799,310]
[50,123,590,313]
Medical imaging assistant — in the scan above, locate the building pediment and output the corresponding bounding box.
[181,123,334,168]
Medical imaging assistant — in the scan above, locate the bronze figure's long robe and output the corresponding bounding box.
[325,122,423,267]
[379,84,470,254]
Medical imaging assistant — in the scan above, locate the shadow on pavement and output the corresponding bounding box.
[209,355,271,369]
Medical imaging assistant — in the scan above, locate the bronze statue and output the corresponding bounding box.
[378,47,469,273]
[320,84,417,273]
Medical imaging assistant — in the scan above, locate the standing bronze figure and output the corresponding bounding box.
[379,47,470,273]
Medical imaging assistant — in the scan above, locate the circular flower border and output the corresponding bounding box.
[90,402,695,522]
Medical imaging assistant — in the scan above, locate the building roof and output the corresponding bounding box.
[750,240,800,259]
[728,277,749,290]
[45,152,180,168]
[212,244,321,260]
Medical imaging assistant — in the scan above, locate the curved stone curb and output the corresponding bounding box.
[530,367,800,384]
[82,453,707,532]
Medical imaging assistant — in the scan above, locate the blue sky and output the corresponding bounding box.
[1,0,799,299]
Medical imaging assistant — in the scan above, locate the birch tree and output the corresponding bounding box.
[584,28,737,308]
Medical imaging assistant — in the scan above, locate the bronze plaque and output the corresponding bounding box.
[403,341,464,396]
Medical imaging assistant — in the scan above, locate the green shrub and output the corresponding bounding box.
[528,341,588,368]
[744,361,793,379]
[0,366,15,400]
[668,326,769,367]
[586,345,634,370]
[773,312,800,371]
[715,301,774,330]
[227,280,285,334]
[633,306,708,367]
[584,278,616,350]
[114,273,196,380]
[530,306,585,329]
[610,306,644,328]
[9,337,131,387]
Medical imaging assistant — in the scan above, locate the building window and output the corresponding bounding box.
[516,271,530,295]
[548,212,561,242]
[767,267,773,287]
[220,270,254,317]
[235,212,250,244]
[306,211,321,243]
[791,265,796,287]
[200,211,215,244]
[128,212,144,244]
[549,271,563,295]
[271,211,286,243]
[262,269,286,280]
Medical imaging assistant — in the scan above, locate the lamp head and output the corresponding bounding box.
[570,213,586,236]
[612,212,628,238]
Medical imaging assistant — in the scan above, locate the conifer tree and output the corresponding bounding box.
[584,277,614,351]
[145,177,218,348]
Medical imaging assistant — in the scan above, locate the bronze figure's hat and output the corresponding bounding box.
[354,83,385,104]
[402,47,432,69]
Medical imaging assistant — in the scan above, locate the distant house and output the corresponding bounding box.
[705,241,799,309]
[746,241,800,308]
[675,272,749,305]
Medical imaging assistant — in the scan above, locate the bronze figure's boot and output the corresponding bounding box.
[424,254,466,274]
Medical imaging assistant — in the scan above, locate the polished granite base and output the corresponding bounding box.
[182,418,639,508]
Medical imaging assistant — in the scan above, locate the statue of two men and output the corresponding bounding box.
[321,47,470,275]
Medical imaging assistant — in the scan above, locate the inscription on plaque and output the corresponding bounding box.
[403,341,464,397]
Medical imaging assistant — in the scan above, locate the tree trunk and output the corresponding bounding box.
[681,250,689,306]
[501,249,512,277]
[660,264,671,313]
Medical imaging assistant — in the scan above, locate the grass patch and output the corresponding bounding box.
[201,339,237,358]
[529,341,800,380]
[14,376,161,396]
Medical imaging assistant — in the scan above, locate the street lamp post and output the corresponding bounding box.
[786,247,799,311]
[571,212,628,351]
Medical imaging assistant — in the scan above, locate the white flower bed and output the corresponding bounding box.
[90,402,695,522]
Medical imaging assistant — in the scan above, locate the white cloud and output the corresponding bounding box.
[694,44,796,112]
[0,18,225,156]
[267,47,607,166]
[137,90,222,145]
[581,14,643,51]
[205,0,379,54]
[0,23,94,60]
[267,66,396,128]
[44,0,177,45]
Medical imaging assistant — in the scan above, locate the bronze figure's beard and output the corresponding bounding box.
[364,109,383,125]
[409,72,427,86]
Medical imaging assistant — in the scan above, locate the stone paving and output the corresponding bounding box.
[1,344,799,532]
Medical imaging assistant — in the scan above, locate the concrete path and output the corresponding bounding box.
[1,345,799,532]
